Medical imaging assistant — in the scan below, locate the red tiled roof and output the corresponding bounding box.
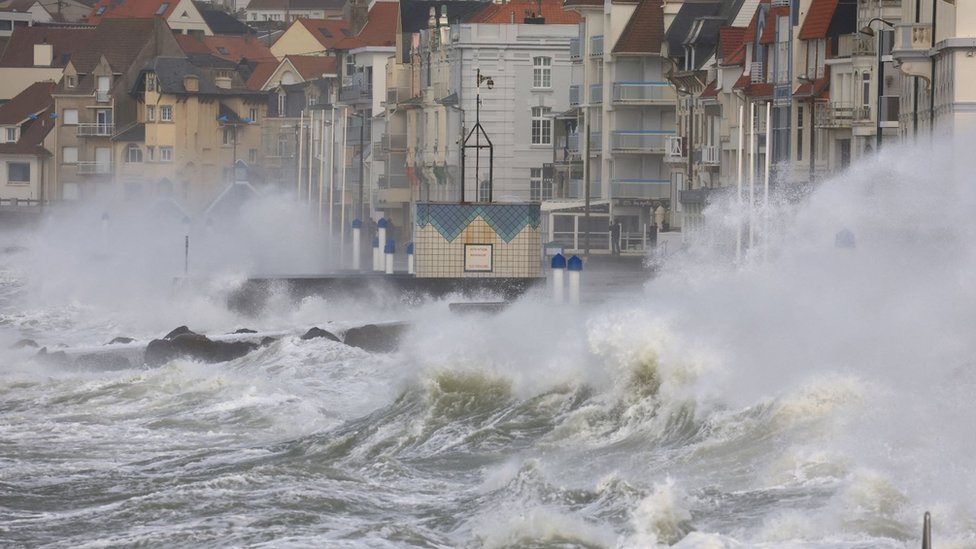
[799,0,840,40]
[87,0,178,24]
[718,26,746,63]
[245,60,277,89]
[335,1,398,49]
[759,6,789,44]
[744,82,773,98]
[0,81,55,155]
[611,0,664,55]
[793,73,830,98]
[0,81,55,124]
[0,27,94,68]
[470,0,580,24]
[177,34,273,62]
[700,79,719,98]
[286,54,338,79]
[296,18,353,50]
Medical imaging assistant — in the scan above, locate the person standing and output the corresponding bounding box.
[610,220,621,255]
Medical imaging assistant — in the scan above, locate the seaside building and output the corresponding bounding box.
[0,80,56,210]
[0,26,94,102]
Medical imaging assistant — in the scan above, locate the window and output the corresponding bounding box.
[66,75,76,88]
[146,146,154,161]
[531,106,552,145]
[125,144,143,163]
[223,126,237,146]
[95,6,105,15]
[277,92,286,117]
[155,3,169,15]
[146,105,155,122]
[248,107,258,122]
[62,146,78,164]
[248,148,257,163]
[862,72,871,113]
[796,105,803,162]
[146,73,157,92]
[160,105,173,122]
[63,108,78,125]
[160,146,173,162]
[478,180,490,202]
[533,56,552,88]
[529,167,552,201]
[5,127,16,143]
[8,162,30,183]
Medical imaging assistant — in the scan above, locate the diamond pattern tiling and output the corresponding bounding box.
[417,203,541,243]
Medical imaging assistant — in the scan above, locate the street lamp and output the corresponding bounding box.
[797,75,816,180]
[859,17,895,150]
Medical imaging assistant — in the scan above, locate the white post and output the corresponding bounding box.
[551,253,566,304]
[749,101,756,251]
[297,110,304,199]
[339,107,347,256]
[328,106,335,243]
[376,219,387,272]
[352,219,361,271]
[318,110,325,227]
[385,240,394,274]
[736,104,743,263]
[764,101,772,262]
[567,255,582,305]
[407,243,415,275]
[372,236,380,271]
[307,109,315,204]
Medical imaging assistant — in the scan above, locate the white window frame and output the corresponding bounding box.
[63,108,79,125]
[5,127,16,143]
[62,146,78,164]
[7,162,30,183]
[533,56,552,89]
[125,143,143,163]
[531,106,552,145]
[146,105,155,122]
[160,146,173,162]
[66,75,76,88]
[530,168,543,201]
[160,105,173,122]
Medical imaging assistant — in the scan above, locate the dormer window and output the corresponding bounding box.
[146,73,157,92]
[156,3,169,16]
[66,75,76,88]
[95,6,106,16]
[5,127,16,143]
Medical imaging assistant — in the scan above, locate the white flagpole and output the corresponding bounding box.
[749,101,756,251]
[307,109,315,204]
[328,105,335,244]
[736,104,743,263]
[297,110,304,199]
[319,110,325,227]
[764,101,771,262]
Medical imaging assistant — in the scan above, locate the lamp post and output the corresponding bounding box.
[797,75,816,180]
[859,17,895,150]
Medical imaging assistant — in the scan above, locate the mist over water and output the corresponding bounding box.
[2,138,976,548]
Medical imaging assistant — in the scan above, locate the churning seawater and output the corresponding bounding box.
[3,143,976,549]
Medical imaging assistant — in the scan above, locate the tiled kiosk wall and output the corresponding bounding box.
[414,203,542,278]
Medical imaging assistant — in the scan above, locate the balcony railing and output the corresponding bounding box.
[379,174,409,189]
[664,135,685,163]
[590,131,602,151]
[892,23,932,60]
[77,123,114,137]
[76,161,112,175]
[95,90,110,103]
[611,82,675,104]
[569,85,580,106]
[590,35,603,57]
[851,33,875,56]
[570,38,581,60]
[816,102,855,127]
[700,144,719,165]
[568,179,601,199]
[340,74,372,104]
[853,105,871,122]
[589,83,602,104]
[611,179,670,200]
[610,130,673,153]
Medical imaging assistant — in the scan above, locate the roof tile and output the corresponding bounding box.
[611,0,664,55]
[799,0,840,40]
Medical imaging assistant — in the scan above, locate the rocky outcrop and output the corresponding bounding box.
[343,323,407,353]
[145,333,260,367]
[301,327,340,342]
[106,337,135,345]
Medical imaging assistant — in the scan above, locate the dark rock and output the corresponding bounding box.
[106,337,135,345]
[76,353,131,371]
[35,347,70,366]
[164,326,196,340]
[145,333,259,367]
[259,337,278,347]
[301,327,341,342]
[13,338,38,349]
[343,323,408,353]
[233,328,257,334]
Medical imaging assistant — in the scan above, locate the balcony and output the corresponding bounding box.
[611,179,670,200]
[590,35,603,57]
[664,135,685,163]
[610,130,673,154]
[379,173,409,189]
[589,83,602,104]
[851,34,875,57]
[76,161,112,175]
[77,123,114,137]
[568,179,601,199]
[816,102,855,128]
[567,132,601,153]
[853,105,871,123]
[569,85,580,107]
[891,22,932,78]
[95,90,110,103]
[611,82,675,105]
[699,144,719,165]
[339,74,372,105]
[570,38,581,60]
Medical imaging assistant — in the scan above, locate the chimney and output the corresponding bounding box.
[428,6,436,29]
[183,75,199,92]
[33,43,53,67]
[439,5,448,27]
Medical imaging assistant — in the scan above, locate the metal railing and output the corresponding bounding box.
[700,144,719,164]
[750,61,764,83]
[95,90,110,103]
[665,135,685,162]
[77,123,114,137]
[589,83,602,104]
[610,130,673,153]
[569,85,580,106]
[611,82,675,104]
[611,179,670,200]
[817,102,855,127]
[590,35,603,57]
[76,161,112,175]
[570,38,581,60]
